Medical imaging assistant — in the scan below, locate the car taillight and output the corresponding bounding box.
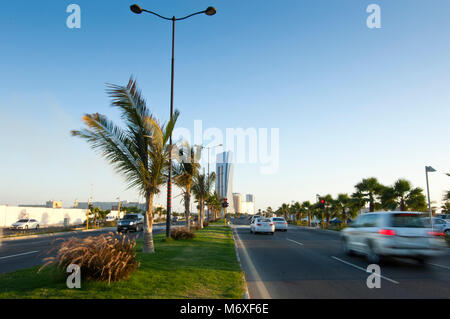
[270,223,273,226]
[379,229,396,236]
[257,224,262,226]
[428,231,445,237]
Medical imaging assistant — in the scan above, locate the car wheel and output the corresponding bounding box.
[445,230,450,237]
[271,232,274,235]
[415,257,429,266]
[366,241,380,264]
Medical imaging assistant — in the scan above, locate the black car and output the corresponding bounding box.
[117,214,144,233]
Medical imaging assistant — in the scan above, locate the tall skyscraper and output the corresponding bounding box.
[216,151,234,213]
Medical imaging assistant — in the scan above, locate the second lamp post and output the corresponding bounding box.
[130,4,217,237]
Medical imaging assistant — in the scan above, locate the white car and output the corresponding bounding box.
[270,217,288,231]
[341,212,447,264]
[249,215,262,224]
[423,217,450,236]
[11,219,40,230]
[250,218,275,235]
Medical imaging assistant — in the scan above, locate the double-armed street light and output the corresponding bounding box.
[130,4,217,237]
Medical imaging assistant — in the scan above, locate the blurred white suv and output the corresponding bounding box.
[341,212,447,264]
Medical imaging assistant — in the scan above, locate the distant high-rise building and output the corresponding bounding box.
[231,193,256,215]
[216,151,234,213]
[233,193,242,213]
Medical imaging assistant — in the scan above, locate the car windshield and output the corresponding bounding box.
[123,215,138,220]
[272,218,285,221]
[391,214,426,228]
[17,219,29,223]
[258,218,271,223]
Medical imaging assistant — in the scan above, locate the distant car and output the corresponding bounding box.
[341,212,447,264]
[11,219,39,230]
[172,216,178,223]
[117,214,144,233]
[423,217,450,236]
[436,214,450,221]
[270,217,288,231]
[250,215,262,224]
[250,217,275,235]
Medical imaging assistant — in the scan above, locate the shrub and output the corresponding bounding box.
[203,221,209,228]
[39,232,139,284]
[170,227,195,240]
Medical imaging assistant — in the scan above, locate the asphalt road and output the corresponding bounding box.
[232,219,450,299]
[0,223,181,275]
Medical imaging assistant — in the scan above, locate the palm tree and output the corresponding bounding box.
[355,177,384,212]
[173,143,201,231]
[290,202,301,221]
[207,191,222,221]
[336,193,352,224]
[443,191,450,202]
[279,203,290,220]
[192,171,216,228]
[302,201,312,226]
[71,78,178,253]
[381,179,427,212]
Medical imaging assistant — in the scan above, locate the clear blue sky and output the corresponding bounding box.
[1,0,450,212]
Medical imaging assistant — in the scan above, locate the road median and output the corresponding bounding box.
[0,225,246,299]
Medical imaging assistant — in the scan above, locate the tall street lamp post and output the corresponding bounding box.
[425,166,436,230]
[130,4,217,237]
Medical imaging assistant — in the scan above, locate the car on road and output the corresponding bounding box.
[250,217,275,235]
[270,217,288,231]
[423,217,450,236]
[341,212,447,264]
[117,214,144,233]
[10,219,39,230]
[250,215,262,224]
[172,216,178,223]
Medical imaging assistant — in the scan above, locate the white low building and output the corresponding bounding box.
[0,205,87,228]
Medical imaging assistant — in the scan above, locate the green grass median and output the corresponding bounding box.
[0,226,245,299]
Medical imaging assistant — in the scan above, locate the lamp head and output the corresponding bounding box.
[205,7,217,16]
[130,4,143,14]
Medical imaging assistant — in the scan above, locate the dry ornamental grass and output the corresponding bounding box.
[39,232,140,284]
[170,227,195,240]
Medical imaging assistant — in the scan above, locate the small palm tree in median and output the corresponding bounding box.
[192,171,216,228]
[71,78,179,253]
[173,143,201,231]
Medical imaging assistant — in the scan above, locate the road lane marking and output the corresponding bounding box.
[331,256,399,284]
[427,263,450,270]
[286,238,304,246]
[0,250,40,260]
[233,226,271,299]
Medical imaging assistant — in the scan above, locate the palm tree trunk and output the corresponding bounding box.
[185,193,191,231]
[307,210,311,227]
[199,201,204,229]
[142,192,155,253]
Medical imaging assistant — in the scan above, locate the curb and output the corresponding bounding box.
[0,227,117,242]
[231,228,250,299]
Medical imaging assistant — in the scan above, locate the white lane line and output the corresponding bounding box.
[286,238,304,246]
[331,256,399,285]
[0,250,40,260]
[233,226,271,299]
[427,263,450,270]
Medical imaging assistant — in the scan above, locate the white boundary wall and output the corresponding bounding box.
[0,205,87,228]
